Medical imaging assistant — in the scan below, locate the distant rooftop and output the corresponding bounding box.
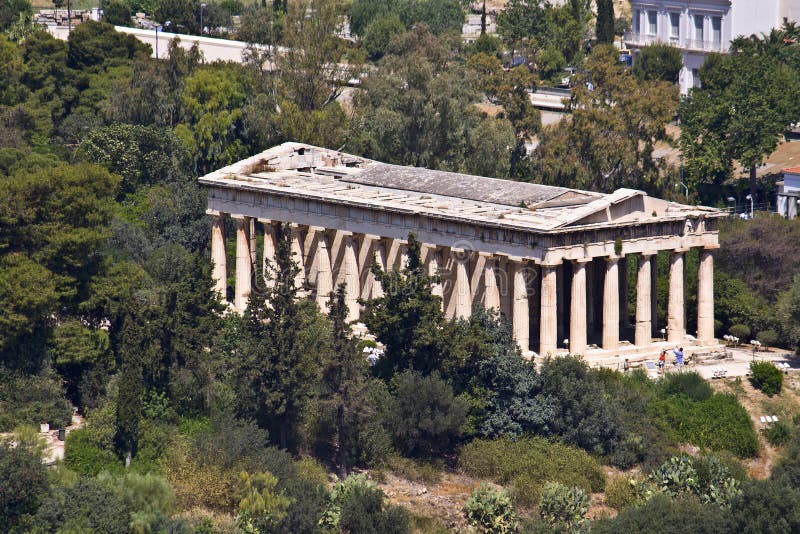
[199,142,724,233]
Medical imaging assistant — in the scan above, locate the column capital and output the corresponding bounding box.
[572,257,591,265]
[478,251,496,259]
[640,250,658,257]
[229,213,248,221]
[702,244,721,251]
[363,234,382,241]
[256,217,274,224]
[307,225,326,233]
[206,209,226,217]
[605,255,620,263]
[671,248,690,254]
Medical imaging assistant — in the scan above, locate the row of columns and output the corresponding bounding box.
[210,212,716,355]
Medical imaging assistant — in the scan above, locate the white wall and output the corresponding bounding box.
[731,0,780,40]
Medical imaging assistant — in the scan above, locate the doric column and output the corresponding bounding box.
[511,258,530,352]
[667,250,686,343]
[540,263,558,356]
[619,257,629,330]
[453,249,471,319]
[290,224,305,290]
[210,211,227,300]
[259,219,276,288]
[249,218,257,275]
[570,259,588,355]
[372,240,386,299]
[427,246,444,302]
[315,233,333,311]
[482,254,500,311]
[342,233,360,321]
[635,253,654,346]
[232,215,252,312]
[650,254,659,338]
[697,247,716,343]
[602,256,620,350]
[586,260,594,336]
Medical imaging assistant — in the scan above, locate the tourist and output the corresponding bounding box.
[673,346,684,371]
[623,358,630,373]
[658,350,666,372]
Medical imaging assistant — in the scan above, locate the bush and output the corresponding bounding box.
[757,329,779,347]
[363,15,405,59]
[390,371,467,457]
[750,361,783,395]
[538,482,588,530]
[728,479,800,533]
[772,432,800,488]
[321,474,410,534]
[0,373,73,431]
[458,437,605,508]
[729,324,751,340]
[0,441,49,529]
[660,372,712,402]
[463,484,518,534]
[604,475,640,510]
[654,393,758,458]
[765,420,792,446]
[591,494,727,534]
[64,428,123,477]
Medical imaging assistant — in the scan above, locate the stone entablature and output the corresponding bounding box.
[200,142,725,360]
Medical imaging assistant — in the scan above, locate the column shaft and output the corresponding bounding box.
[602,257,620,350]
[667,251,685,343]
[261,221,276,287]
[290,225,305,290]
[697,249,715,343]
[512,260,530,352]
[342,234,360,321]
[650,255,659,337]
[210,214,227,299]
[234,216,252,312]
[372,241,386,299]
[427,246,444,302]
[539,265,558,356]
[619,257,629,330]
[454,252,471,319]
[635,254,653,346]
[315,234,333,311]
[570,261,587,355]
[483,257,500,310]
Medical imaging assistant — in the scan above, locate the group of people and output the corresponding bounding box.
[623,346,684,374]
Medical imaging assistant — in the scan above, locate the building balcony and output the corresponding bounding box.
[623,32,726,53]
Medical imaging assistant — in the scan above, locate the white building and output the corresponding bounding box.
[777,166,800,218]
[625,1,800,93]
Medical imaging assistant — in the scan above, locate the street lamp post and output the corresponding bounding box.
[726,196,736,216]
[675,181,689,199]
[745,194,754,219]
[155,21,171,59]
[200,3,207,35]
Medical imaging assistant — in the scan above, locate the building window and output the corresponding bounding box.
[632,9,640,33]
[712,16,722,45]
[647,10,657,35]
[669,12,680,39]
[694,15,704,42]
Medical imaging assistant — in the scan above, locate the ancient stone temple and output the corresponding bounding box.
[200,142,724,361]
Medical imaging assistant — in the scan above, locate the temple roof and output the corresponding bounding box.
[199,142,724,233]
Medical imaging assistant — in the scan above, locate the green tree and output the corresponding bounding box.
[633,43,683,83]
[591,494,727,534]
[102,0,132,26]
[533,45,677,194]
[363,14,405,60]
[361,234,451,380]
[595,0,614,43]
[727,479,800,533]
[0,0,32,32]
[233,223,329,449]
[67,20,150,70]
[0,439,49,529]
[679,44,800,199]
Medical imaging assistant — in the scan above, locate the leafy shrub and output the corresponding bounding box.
[386,455,443,485]
[765,420,792,446]
[654,393,758,458]
[604,475,640,510]
[34,477,132,534]
[390,371,468,457]
[0,441,49,530]
[757,329,779,347]
[235,471,293,533]
[463,484,518,534]
[772,431,800,488]
[729,324,751,340]
[321,474,410,534]
[640,455,742,508]
[538,482,588,530]
[0,373,73,431]
[591,494,727,534]
[660,372,712,401]
[728,480,800,533]
[458,437,605,507]
[64,428,123,477]
[750,361,783,395]
[647,455,699,497]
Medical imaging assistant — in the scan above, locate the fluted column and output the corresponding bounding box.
[342,233,360,321]
[668,250,685,343]
[453,249,471,319]
[650,254,659,338]
[372,240,386,299]
[511,258,530,352]
[232,215,252,312]
[482,254,500,310]
[569,259,588,355]
[540,263,558,356]
[619,257,629,330]
[603,256,620,350]
[697,248,716,343]
[427,246,444,303]
[290,225,305,290]
[315,233,333,311]
[635,253,654,346]
[210,212,227,300]
[260,219,276,288]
